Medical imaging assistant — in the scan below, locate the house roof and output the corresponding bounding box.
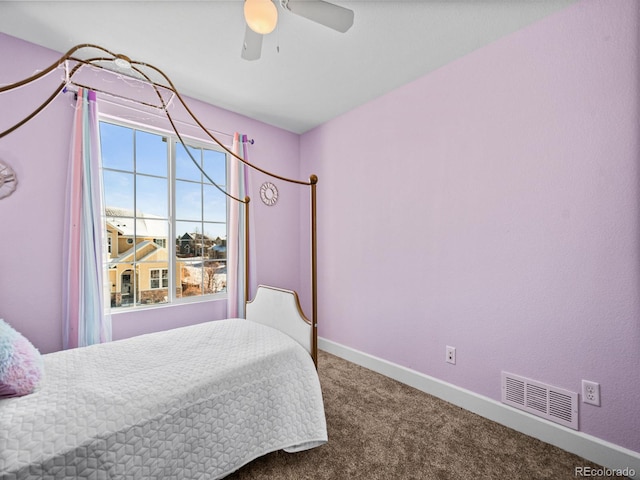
[106,207,167,239]
[109,239,167,266]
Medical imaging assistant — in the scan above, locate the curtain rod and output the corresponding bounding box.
[62,81,255,145]
[62,80,255,145]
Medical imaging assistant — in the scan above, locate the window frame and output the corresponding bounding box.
[99,117,229,311]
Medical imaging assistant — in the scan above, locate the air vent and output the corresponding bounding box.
[502,372,578,430]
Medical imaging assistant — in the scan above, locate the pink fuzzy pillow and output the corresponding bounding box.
[0,319,44,398]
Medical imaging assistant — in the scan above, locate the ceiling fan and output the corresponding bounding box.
[241,0,354,61]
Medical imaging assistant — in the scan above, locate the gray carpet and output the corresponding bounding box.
[226,351,622,479]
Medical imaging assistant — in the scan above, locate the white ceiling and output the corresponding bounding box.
[0,0,576,134]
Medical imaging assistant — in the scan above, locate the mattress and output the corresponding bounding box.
[0,319,327,479]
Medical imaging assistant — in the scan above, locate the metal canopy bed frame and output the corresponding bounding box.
[0,43,319,367]
[0,43,326,480]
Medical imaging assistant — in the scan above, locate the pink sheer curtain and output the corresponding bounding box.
[62,88,111,349]
[227,133,256,318]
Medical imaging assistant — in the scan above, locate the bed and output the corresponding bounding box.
[0,285,327,480]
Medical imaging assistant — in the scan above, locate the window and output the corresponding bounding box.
[150,268,169,289]
[100,120,228,309]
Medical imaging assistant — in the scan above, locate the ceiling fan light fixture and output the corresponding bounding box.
[244,0,278,35]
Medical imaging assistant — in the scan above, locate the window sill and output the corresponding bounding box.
[110,293,227,315]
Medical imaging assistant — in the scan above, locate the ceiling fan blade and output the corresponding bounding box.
[241,25,263,61]
[283,0,354,33]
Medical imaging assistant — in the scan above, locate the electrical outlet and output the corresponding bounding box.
[446,346,456,365]
[582,380,600,406]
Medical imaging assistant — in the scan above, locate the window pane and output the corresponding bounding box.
[136,130,167,177]
[177,259,202,298]
[100,123,133,171]
[110,263,135,308]
[137,219,168,252]
[138,261,169,305]
[176,180,202,221]
[202,149,226,186]
[176,221,201,298]
[204,260,226,294]
[176,143,202,182]
[103,170,134,212]
[136,175,168,218]
[203,222,226,246]
[105,215,134,258]
[176,221,202,258]
[203,184,226,222]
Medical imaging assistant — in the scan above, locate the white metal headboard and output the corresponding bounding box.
[246,285,312,358]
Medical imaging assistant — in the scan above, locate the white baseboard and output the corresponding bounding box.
[319,337,640,480]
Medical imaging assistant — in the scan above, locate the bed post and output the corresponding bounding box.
[244,196,251,311]
[310,175,318,369]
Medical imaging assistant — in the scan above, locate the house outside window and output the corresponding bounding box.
[100,120,228,309]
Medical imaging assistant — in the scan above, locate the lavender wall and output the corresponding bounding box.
[300,0,640,454]
[1,0,639,457]
[0,33,303,354]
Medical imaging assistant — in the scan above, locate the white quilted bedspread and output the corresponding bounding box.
[0,319,327,479]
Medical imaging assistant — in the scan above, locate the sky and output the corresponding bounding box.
[100,121,227,240]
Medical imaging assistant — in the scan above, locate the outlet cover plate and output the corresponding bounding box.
[582,380,600,406]
[446,346,456,365]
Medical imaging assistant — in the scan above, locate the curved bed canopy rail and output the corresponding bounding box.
[1,43,311,185]
[0,43,319,367]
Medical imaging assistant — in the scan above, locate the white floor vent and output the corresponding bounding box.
[501,372,578,430]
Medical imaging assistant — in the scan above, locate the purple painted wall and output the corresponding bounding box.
[300,0,640,454]
[1,0,639,457]
[0,33,303,353]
